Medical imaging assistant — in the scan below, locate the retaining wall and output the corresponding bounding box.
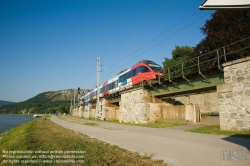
[219,57,250,131]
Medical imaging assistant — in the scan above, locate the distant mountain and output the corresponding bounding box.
[0,100,16,107]
[0,89,88,114]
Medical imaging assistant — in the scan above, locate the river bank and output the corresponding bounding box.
[0,114,34,134]
[0,115,166,165]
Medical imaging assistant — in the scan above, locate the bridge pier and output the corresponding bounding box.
[219,57,250,131]
[84,99,119,120]
[71,106,84,117]
[119,88,200,124]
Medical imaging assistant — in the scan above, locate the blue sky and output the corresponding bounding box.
[0,0,213,102]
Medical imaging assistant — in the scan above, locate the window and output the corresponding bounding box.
[115,80,118,88]
[126,71,131,79]
[119,75,123,82]
[136,66,142,75]
[142,66,150,73]
[107,83,112,91]
[111,82,114,89]
[147,64,163,72]
[131,69,136,77]
[101,87,104,93]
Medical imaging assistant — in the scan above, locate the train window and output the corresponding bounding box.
[136,66,142,75]
[111,82,113,89]
[142,66,150,73]
[126,71,131,79]
[112,82,116,89]
[115,80,118,87]
[102,86,105,93]
[121,74,125,82]
[108,83,112,90]
[147,64,163,72]
[131,69,136,77]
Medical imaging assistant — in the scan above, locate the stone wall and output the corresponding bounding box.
[71,106,84,117]
[83,99,119,120]
[175,92,218,113]
[119,88,150,123]
[98,99,119,120]
[119,88,200,123]
[219,57,250,131]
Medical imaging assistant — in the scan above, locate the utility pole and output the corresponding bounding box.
[74,89,76,108]
[96,57,101,118]
[70,99,73,115]
[77,87,80,107]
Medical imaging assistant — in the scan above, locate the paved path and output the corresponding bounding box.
[51,116,250,166]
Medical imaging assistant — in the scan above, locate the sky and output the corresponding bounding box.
[0,0,214,102]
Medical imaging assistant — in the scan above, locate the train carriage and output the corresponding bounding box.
[80,59,163,102]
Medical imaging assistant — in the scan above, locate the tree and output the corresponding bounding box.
[45,108,56,114]
[193,10,250,60]
[163,46,194,79]
[57,105,69,114]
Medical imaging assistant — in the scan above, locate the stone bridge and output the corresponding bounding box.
[71,56,250,131]
[71,37,250,131]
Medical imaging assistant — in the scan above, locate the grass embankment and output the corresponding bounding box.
[107,120,185,128]
[0,116,167,166]
[189,125,250,139]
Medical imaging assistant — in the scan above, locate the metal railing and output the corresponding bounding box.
[165,37,250,81]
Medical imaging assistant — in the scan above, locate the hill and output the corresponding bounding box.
[0,100,16,107]
[0,89,88,114]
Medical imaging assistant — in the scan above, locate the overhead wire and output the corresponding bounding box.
[100,0,170,60]
[79,62,96,87]
[100,11,213,82]
[80,0,170,88]
[100,9,200,81]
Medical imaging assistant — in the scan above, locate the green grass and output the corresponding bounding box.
[61,117,185,128]
[200,112,219,120]
[0,116,167,166]
[135,121,185,128]
[189,125,250,139]
[106,120,120,123]
[106,120,186,128]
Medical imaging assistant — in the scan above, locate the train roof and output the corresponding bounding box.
[117,69,127,75]
[137,59,157,64]
[117,69,129,76]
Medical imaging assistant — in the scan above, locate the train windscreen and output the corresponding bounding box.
[147,63,163,72]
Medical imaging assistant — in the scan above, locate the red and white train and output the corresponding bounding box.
[80,60,163,102]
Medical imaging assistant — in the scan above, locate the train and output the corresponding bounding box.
[80,60,164,102]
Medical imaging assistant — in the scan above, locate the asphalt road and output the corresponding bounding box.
[51,116,250,166]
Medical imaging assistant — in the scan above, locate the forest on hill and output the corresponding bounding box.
[0,100,16,107]
[0,89,87,114]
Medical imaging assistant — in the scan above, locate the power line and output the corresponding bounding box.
[79,61,96,87]
[100,11,212,82]
[100,9,200,80]
[79,0,170,88]
[100,0,170,60]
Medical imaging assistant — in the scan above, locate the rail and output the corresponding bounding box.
[165,37,250,81]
